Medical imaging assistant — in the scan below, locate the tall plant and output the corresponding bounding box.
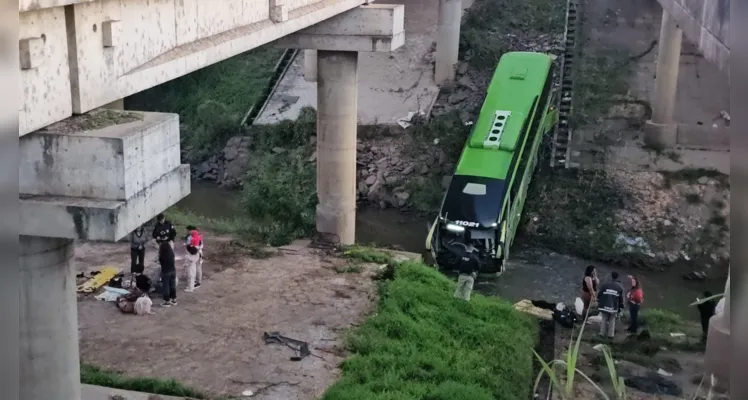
[532,309,626,399]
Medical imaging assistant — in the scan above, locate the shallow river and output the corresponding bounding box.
[177,181,722,320]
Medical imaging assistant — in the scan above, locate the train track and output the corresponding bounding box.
[240,48,299,126]
[549,0,579,168]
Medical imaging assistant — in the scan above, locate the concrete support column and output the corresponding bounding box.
[435,0,463,87]
[304,50,318,82]
[20,235,80,400]
[316,50,358,245]
[644,10,683,149]
[705,272,730,390]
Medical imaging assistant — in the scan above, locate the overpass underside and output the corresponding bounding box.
[644,0,729,148]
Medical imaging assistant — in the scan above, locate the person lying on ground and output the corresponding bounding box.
[597,271,625,339]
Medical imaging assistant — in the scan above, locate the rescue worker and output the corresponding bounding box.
[596,271,625,339]
[152,213,177,248]
[451,230,481,301]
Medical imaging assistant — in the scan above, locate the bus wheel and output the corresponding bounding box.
[421,250,436,267]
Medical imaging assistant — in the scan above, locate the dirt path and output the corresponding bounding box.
[75,237,378,399]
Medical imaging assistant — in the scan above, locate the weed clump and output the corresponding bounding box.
[322,261,538,400]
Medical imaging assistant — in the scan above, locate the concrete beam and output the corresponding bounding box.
[275,4,405,52]
[20,165,190,241]
[435,0,463,87]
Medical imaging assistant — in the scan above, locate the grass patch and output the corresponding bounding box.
[521,168,627,262]
[322,261,538,400]
[344,245,396,265]
[126,47,283,162]
[81,364,209,399]
[461,0,565,69]
[167,108,318,247]
[572,48,634,128]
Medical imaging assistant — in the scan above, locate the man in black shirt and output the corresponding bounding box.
[152,213,177,248]
[451,230,482,301]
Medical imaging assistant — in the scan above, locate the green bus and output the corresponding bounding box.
[425,51,557,275]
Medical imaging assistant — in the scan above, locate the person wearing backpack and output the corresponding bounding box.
[450,230,482,301]
[183,225,203,292]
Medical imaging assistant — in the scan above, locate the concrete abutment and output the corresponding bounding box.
[19,109,190,398]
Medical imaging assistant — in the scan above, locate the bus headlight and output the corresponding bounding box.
[446,224,465,233]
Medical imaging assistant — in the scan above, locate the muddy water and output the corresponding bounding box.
[178,181,721,319]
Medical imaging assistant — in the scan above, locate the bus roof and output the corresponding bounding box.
[454,52,553,179]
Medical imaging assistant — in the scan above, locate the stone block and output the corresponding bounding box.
[101,20,122,48]
[20,164,191,241]
[20,111,181,201]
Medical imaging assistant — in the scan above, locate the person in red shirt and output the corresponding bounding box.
[626,275,644,334]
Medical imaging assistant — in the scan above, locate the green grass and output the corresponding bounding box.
[322,261,538,400]
[81,364,209,399]
[126,46,283,161]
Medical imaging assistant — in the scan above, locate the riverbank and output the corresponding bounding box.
[76,234,540,399]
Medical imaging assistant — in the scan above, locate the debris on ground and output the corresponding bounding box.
[263,332,311,361]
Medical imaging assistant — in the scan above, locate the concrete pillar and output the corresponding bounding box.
[20,236,80,400]
[435,0,463,87]
[304,50,318,83]
[644,10,683,149]
[316,50,358,245]
[705,272,730,390]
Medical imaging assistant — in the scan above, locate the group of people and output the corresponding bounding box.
[129,213,205,308]
[580,265,643,338]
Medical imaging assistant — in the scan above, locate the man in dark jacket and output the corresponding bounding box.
[152,213,177,248]
[451,230,482,301]
[696,291,717,343]
[597,271,625,338]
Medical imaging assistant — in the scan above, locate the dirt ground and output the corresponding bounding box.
[75,236,379,399]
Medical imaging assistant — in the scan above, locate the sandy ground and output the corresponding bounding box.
[255,0,474,126]
[75,237,379,399]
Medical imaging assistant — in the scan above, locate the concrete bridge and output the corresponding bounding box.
[17,0,473,398]
[18,0,729,397]
[645,0,729,148]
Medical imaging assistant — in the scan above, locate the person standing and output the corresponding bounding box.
[696,290,717,343]
[183,226,203,292]
[597,271,624,339]
[626,275,644,334]
[152,213,177,248]
[451,230,481,301]
[129,226,148,275]
[580,265,600,319]
[158,241,178,307]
